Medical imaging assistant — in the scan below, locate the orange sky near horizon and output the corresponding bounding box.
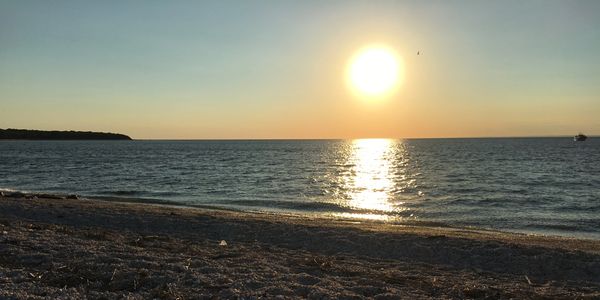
[1,1,599,139]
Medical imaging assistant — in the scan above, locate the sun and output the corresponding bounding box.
[347,45,402,97]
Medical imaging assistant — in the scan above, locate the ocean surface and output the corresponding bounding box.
[1,138,599,239]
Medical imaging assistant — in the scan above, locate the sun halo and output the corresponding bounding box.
[347,45,402,98]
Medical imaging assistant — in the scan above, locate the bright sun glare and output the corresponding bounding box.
[348,46,402,97]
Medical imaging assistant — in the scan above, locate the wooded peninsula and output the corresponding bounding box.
[0,128,132,140]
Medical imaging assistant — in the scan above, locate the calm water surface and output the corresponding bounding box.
[1,138,599,239]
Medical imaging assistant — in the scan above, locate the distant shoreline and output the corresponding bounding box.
[0,128,132,140]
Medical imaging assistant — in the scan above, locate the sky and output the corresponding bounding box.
[1,0,599,139]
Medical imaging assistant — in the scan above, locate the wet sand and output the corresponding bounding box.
[1,194,599,299]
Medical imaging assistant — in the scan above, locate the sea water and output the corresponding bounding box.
[1,138,599,239]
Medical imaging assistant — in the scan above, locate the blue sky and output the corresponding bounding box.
[1,0,599,138]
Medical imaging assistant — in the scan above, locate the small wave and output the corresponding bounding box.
[98,190,182,198]
[0,188,78,199]
[105,190,142,196]
[0,187,28,193]
[206,199,416,218]
[91,195,183,206]
[523,223,583,232]
[210,199,360,213]
[558,203,600,212]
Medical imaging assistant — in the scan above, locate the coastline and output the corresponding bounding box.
[4,189,599,241]
[1,194,599,298]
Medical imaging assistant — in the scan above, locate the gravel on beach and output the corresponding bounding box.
[1,195,599,299]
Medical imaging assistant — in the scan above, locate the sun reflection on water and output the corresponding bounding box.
[345,139,396,213]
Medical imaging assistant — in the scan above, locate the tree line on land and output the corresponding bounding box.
[0,128,132,140]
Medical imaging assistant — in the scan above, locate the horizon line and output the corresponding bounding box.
[132,135,595,141]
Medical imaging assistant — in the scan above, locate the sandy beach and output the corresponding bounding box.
[1,194,599,299]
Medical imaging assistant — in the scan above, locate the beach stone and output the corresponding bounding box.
[39,194,64,200]
[242,279,264,290]
[264,286,293,296]
[374,293,404,300]
[7,192,25,198]
[338,293,364,300]
[307,288,329,300]
[352,285,386,297]
[19,254,49,266]
[294,286,311,297]
[66,194,79,200]
[296,274,320,285]
[218,288,240,299]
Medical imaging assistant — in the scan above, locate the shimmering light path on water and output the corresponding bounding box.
[1,138,599,239]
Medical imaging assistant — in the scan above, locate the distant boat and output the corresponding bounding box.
[574,133,587,141]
